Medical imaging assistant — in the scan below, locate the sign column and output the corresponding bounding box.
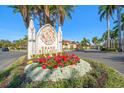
[58,26,63,52]
[28,18,36,59]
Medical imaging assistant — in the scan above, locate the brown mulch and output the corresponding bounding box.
[96,72,108,88]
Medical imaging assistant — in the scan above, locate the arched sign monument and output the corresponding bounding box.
[28,18,62,59]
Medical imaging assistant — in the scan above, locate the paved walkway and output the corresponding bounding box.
[68,50,124,74]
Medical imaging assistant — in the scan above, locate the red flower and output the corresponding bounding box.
[39,59,43,63]
[47,56,51,60]
[75,57,80,61]
[59,63,64,67]
[63,57,67,62]
[53,65,58,69]
[54,57,60,62]
[57,61,61,64]
[39,58,47,63]
[42,65,46,69]
[72,54,76,57]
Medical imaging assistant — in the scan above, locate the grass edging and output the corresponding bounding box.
[83,59,124,88]
[0,56,26,88]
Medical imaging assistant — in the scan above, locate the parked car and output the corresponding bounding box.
[2,47,9,52]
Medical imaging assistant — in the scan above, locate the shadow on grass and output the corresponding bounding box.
[7,73,32,88]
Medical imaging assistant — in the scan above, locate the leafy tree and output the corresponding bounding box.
[0,40,12,48]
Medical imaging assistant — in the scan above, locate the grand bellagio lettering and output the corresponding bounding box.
[39,46,56,54]
[27,18,62,59]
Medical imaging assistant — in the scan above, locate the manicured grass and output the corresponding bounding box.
[0,56,26,88]
[84,59,124,88]
[0,56,124,88]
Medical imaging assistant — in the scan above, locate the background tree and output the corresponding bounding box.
[92,37,99,45]
[80,38,90,47]
[113,12,124,50]
[101,30,118,41]
[0,40,12,48]
[98,5,116,49]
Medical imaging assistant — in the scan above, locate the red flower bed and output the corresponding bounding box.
[31,53,80,69]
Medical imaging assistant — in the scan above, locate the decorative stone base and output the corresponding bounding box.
[24,59,92,82]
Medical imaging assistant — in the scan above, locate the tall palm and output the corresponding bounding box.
[10,5,51,28]
[57,6,75,30]
[10,5,33,28]
[11,5,75,29]
[32,5,53,27]
[113,13,124,31]
[113,9,124,51]
[117,6,123,51]
[98,5,116,49]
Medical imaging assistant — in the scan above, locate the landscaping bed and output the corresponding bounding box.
[24,53,92,82]
[0,54,124,88]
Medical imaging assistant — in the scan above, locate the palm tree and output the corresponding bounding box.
[31,5,53,27]
[10,5,52,28]
[117,6,123,51]
[10,5,33,28]
[92,37,99,45]
[101,30,118,41]
[57,6,75,31]
[10,5,75,29]
[80,38,90,47]
[113,13,124,31]
[113,11,124,51]
[98,5,116,49]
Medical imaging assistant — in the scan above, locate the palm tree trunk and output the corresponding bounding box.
[117,6,122,51]
[58,11,62,32]
[107,14,110,50]
[122,24,124,51]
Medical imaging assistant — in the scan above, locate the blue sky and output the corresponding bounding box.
[0,5,117,42]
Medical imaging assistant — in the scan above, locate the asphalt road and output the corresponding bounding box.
[1,50,124,74]
[0,51,26,71]
[68,50,124,74]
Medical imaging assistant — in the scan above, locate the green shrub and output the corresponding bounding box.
[82,75,97,88]
[84,59,124,88]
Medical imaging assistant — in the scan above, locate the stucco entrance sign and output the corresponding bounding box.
[28,18,62,59]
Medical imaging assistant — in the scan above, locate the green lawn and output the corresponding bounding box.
[0,56,124,88]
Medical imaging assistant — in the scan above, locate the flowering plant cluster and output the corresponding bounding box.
[28,53,80,70]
